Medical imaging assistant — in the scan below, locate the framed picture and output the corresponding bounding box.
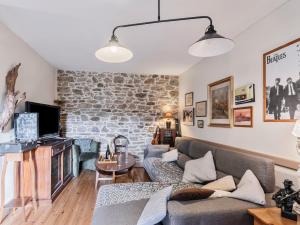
[233,106,253,127]
[263,37,300,122]
[183,107,194,126]
[197,120,204,128]
[185,92,193,106]
[235,83,255,105]
[195,101,207,117]
[208,76,234,127]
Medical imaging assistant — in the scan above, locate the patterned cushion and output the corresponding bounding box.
[144,157,183,183]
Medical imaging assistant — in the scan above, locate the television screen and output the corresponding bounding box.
[25,101,60,137]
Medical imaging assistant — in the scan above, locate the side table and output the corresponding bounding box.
[0,148,38,223]
[248,208,297,225]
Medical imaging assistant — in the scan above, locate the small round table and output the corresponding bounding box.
[94,153,136,189]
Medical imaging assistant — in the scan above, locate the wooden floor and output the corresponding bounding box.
[2,168,150,225]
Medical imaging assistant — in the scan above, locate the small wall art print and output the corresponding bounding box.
[183,107,194,126]
[235,83,255,105]
[195,101,207,117]
[185,92,193,106]
[264,38,300,122]
[233,106,253,127]
[197,120,204,128]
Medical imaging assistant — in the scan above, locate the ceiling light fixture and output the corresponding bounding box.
[95,0,234,63]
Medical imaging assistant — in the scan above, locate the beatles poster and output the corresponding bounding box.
[264,38,300,122]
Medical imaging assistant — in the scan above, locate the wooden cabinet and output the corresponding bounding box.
[24,139,73,204]
[159,129,177,147]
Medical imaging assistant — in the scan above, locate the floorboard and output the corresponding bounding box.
[2,168,150,225]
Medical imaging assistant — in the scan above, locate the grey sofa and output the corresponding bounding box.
[92,137,275,225]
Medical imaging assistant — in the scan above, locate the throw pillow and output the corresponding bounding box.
[162,149,178,162]
[202,175,236,191]
[170,188,214,201]
[176,152,192,169]
[182,151,216,183]
[230,170,266,205]
[137,186,173,225]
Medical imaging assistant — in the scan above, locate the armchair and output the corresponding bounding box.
[72,139,100,177]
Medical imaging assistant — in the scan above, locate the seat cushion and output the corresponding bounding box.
[144,157,183,183]
[92,199,150,225]
[79,152,98,161]
[164,197,258,225]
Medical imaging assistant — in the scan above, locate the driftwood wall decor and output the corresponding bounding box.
[0,63,26,132]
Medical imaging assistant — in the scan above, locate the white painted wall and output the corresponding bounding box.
[0,22,56,204]
[179,0,300,162]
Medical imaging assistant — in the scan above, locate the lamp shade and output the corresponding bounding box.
[165,112,173,118]
[188,25,234,57]
[95,36,133,63]
[292,120,300,137]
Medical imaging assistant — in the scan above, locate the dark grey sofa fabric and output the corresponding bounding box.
[92,199,163,225]
[164,198,257,225]
[174,137,275,193]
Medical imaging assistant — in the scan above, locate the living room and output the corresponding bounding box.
[0,0,300,225]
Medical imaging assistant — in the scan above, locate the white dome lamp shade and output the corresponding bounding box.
[95,35,133,63]
[188,25,234,57]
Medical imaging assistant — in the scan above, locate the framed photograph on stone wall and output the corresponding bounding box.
[195,101,207,117]
[263,37,300,122]
[183,107,194,126]
[233,106,253,128]
[208,76,234,127]
[185,92,193,106]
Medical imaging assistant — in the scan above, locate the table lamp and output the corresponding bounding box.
[165,112,173,129]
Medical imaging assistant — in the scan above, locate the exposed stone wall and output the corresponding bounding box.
[57,70,179,160]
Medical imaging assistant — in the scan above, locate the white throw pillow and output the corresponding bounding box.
[162,149,178,162]
[137,186,173,225]
[182,151,216,183]
[202,175,236,191]
[230,170,266,205]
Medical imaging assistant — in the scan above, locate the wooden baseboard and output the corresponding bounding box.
[182,136,299,170]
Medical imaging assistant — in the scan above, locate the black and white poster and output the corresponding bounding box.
[264,38,300,122]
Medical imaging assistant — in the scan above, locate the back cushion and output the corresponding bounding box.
[188,141,216,159]
[215,149,275,193]
[175,137,191,155]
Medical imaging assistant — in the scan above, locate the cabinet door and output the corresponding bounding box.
[63,146,72,182]
[51,153,62,195]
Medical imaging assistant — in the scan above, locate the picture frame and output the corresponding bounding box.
[263,37,300,122]
[185,92,193,106]
[195,101,207,117]
[197,120,204,128]
[233,106,253,128]
[183,107,194,126]
[235,83,255,105]
[208,76,234,127]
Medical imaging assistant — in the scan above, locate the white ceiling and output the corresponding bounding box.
[0,0,288,75]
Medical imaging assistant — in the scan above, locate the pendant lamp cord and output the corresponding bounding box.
[111,0,213,38]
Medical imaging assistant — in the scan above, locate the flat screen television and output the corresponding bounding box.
[25,101,60,138]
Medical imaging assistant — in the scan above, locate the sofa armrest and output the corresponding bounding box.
[144,144,170,159]
[91,141,101,153]
[72,144,81,177]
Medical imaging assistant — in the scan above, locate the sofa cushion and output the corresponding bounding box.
[202,175,236,192]
[176,152,192,169]
[170,188,214,201]
[215,149,275,193]
[182,151,216,184]
[92,199,155,225]
[79,152,98,161]
[188,140,216,159]
[137,186,173,225]
[144,157,183,183]
[162,149,178,162]
[175,137,191,155]
[164,197,258,225]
